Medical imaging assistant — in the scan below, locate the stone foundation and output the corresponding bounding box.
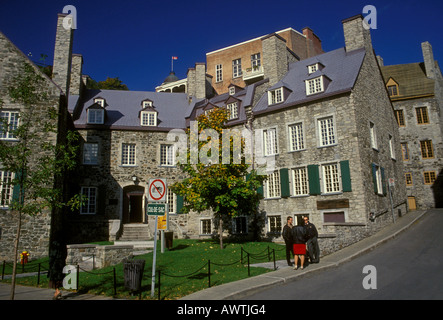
[66,244,134,269]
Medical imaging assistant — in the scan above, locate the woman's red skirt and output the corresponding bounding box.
[293,244,306,255]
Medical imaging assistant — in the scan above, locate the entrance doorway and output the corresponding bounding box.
[123,185,145,223]
[408,196,417,211]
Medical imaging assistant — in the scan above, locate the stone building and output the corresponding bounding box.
[380,42,443,210]
[0,14,73,261]
[1,12,412,260]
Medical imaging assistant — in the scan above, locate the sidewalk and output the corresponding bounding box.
[181,209,430,300]
[0,209,430,300]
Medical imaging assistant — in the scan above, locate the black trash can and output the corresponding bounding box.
[165,231,173,250]
[123,259,145,293]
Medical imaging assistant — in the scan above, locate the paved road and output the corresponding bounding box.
[245,209,443,300]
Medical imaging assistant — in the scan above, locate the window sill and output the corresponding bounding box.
[317,143,338,149]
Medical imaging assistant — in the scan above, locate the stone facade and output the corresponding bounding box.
[380,41,443,209]
[0,16,72,261]
[1,12,424,263]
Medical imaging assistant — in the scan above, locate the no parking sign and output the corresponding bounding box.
[148,178,167,202]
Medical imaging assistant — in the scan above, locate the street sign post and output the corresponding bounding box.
[149,178,168,298]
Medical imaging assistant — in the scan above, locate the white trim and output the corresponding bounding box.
[206,28,305,56]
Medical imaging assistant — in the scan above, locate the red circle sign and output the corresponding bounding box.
[149,179,166,201]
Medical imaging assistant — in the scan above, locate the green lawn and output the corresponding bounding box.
[2,239,286,300]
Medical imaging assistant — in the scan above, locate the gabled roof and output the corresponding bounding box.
[380,62,434,100]
[72,89,199,130]
[253,47,366,114]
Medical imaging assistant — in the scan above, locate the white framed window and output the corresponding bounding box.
[80,187,97,214]
[251,53,261,68]
[291,167,308,196]
[288,122,304,151]
[268,88,283,105]
[167,188,176,214]
[318,116,336,147]
[374,164,383,195]
[232,216,247,234]
[321,162,341,194]
[200,218,212,235]
[0,170,14,208]
[229,87,235,95]
[389,134,395,159]
[83,143,98,165]
[216,64,223,82]
[370,122,377,150]
[308,63,318,74]
[122,143,136,166]
[142,100,153,108]
[267,215,281,233]
[227,102,238,120]
[160,144,175,166]
[264,171,280,198]
[94,98,105,107]
[87,109,104,124]
[263,128,278,156]
[306,76,324,95]
[141,111,157,126]
[232,59,242,78]
[0,111,20,140]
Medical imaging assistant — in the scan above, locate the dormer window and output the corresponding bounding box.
[308,63,318,74]
[268,87,284,105]
[386,78,399,97]
[227,102,238,120]
[142,100,153,108]
[94,98,105,107]
[229,87,235,95]
[140,111,157,126]
[306,76,324,95]
[87,109,104,124]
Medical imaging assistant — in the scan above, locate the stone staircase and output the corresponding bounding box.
[114,224,154,250]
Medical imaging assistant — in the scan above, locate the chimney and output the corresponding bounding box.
[262,33,288,86]
[376,55,384,67]
[342,14,373,53]
[70,54,83,95]
[187,62,207,99]
[52,13,74,96]
[421,41,436,79]
[302,27,323,57]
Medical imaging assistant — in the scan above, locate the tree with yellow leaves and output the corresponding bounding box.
[170,107,264,249]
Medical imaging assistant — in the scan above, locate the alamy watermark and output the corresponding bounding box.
[62,5,77,30]
[362,265,377,289]
[362,5,377,30]
[166,121,276,175]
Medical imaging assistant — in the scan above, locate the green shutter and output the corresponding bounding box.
[371,163,378,194]
[12,169,25,205]
[257,183,264,197]
[381,167,387,196]
[280,168,290,198]
[176,194,184,214]
[340,160,352,192]
[307,165,320,195]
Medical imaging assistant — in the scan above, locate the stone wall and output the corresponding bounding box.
[393,97,443,209]
[66,244,134,269]
[0,31,68,261]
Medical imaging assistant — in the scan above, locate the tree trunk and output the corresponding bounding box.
[10,210,22,300]
[219,216,223,250]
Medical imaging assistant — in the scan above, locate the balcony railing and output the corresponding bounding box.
[243,65,264,81]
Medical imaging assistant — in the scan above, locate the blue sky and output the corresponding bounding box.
[1,0,442,91]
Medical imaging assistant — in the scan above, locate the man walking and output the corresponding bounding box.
[304,216,320,263]
[282,216,294,266]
